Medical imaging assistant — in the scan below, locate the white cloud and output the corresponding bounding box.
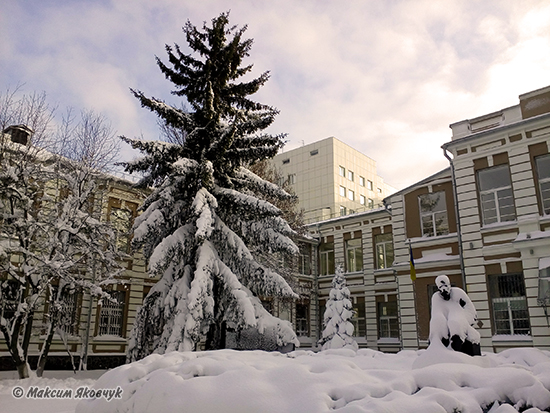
[1,0,549,189]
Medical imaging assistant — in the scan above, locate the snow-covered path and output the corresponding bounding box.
[2,347,550,413]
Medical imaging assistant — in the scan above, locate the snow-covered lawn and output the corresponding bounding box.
[2,347,550,413]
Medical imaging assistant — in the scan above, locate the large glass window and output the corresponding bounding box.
[352,296,366,338]
[319,242,335,275]
[374,233,394,269]
[378,300,399,339]
[419,191,449,237]
[346,238,363,272]
[98,290,126,337]
[298,245,312,275]
[110,207,133,252]
[535,154,550,215]
[488,273,530,336]
[296,302,309,337]
[478,165,516,225]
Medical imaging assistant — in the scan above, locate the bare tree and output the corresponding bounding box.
[0,87,123,378]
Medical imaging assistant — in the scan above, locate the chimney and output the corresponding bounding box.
[2,125,34,145]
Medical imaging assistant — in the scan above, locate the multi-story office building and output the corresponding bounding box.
[271,137,396,223]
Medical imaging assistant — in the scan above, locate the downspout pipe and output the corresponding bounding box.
[443,147,467,290]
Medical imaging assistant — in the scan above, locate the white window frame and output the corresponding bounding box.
[360,195,366,205]
[419,191,449,237]
[374,233,393,269]
[339,166,346,177]
[288,174,296,185]
[359,176,365,187]
[489,273,530,336]
[339,186,346,197]
[367,180,373,191]
[535,154,550,215]
[378,300,399,339]
[348,189,355,201]
[368,198,374,209]
[478,164,516,225]
[348,170,354,181]
[346,238,363,273]
[320,242,335,275]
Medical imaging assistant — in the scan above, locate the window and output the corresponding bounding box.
[359,176,365,187]
[339,166,346,177]
[488,273,530,336]
[378,300,399,339]
[296,302,309,337]
[288,174,296,185]
[110,207,133,252]
[374,233,394,269]
[310,149,318,156]
[368,198,374,209]
[535,154,550,215]
[0,279,19,321]
[339,186,346,197]
[319,242,335,275]
[346,238,363,272]
[478,165,516,225]
[538,259,550,306]
[348,170,354,181]
[419,191,449,237]
[49,285,80,336]
[367,180,373,191]
[282,158,290,164]
[339,206,347,216]
[360,195,366,205]
[98,290,126,337]
[352,296,366,337]
[348,189,355,201]
[378,188,382,193]
[298,245,311,275]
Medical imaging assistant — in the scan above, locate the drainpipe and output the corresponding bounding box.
[443,147,467,289]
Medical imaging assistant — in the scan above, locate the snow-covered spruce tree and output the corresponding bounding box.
[125,12,299,359]
[319,264,358,351]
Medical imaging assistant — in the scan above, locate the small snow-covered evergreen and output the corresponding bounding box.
[125,13,299,359]
[320,265,358,351]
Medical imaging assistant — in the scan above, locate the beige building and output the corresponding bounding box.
[271,137,395,223]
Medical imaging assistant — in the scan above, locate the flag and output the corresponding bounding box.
[409,245,416,281]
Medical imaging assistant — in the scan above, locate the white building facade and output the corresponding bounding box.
[271,137,395,223]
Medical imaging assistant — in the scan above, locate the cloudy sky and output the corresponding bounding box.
[2,0,550,190]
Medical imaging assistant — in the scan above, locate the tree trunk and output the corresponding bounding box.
[205,320,226,350]
[16,361,30,379]
[36,320,56,377]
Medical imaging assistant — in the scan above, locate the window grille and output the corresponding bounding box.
[98,290,125,336]
[489,273,530,336]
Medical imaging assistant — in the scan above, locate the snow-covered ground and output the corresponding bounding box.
[1,347,550,413]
